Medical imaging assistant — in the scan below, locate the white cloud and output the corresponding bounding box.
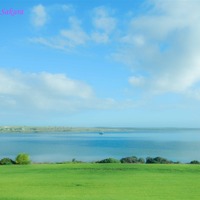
[41,72,92,99]
[60,17,89,47]
[0,69,94,111]
[31,4,47,27]
[121,35,145,46]
[129,76,145,87]
[0,70,28,95]
[92,7,116,33]
[0,69,126,113]
[91,32,109,44]
[30,6,117,49]
[31,17,88,50]
[114,0,200,96]
[30,37,67,50]
[61,4,74,12]
[91,7,116,43]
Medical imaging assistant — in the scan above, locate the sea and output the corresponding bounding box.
[0,129,200,163]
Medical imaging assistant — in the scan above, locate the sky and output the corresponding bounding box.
[0,0,200,127]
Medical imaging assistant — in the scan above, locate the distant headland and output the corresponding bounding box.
[0,126,199,133]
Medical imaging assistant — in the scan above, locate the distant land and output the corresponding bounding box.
[0,126,199,133]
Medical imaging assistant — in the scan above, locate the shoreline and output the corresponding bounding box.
[0,126,199,133]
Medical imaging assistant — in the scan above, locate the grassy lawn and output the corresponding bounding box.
[0,164,199,200]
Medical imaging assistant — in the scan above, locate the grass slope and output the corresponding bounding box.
[0,164,199,200]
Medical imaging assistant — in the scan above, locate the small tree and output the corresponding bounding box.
[97,158,120,163]
[0,158,16,165]
[120,156,145,164]
[15,153,31,165]
[120,156,138,163]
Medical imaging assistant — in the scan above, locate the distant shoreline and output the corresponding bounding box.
[0,126,199,133]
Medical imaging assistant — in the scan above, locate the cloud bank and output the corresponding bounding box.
[116,0,200,96]
[0,69,106,112]
[0,68,138,119]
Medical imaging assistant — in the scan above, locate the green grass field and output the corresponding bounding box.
[0,164,200,200]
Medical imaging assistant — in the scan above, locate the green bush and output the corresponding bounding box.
[15,153,31,165]
[190,160,200,164]
[0,157,16,165]
[120,156,145,164]
[97,158,120,163]
[146,156,173,164]
[146,157,156,164]
[138,158,145,163]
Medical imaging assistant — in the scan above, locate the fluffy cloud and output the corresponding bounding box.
[91,6,116,43]
[31,4,47,27]
[0,69,96,112]
[114,0,200,96]
[0,69,137,115]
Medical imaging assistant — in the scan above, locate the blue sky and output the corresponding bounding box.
[0,0,200,127]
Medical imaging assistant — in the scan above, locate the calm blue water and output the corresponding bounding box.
[1,129,200,163]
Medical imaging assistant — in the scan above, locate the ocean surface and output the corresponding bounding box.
[1,129,200,163]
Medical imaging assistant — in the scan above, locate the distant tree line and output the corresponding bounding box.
[96,156,200,164]
[1,154,200,165]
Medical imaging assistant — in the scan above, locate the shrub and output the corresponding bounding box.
[71,158,83,163]
[154,157,173,164]
[146,156,173,164]
[120,156,145,164]
[138,158,145,163]
[0,158,16,165]
[15,153,31,165]
[190,160,200,164]
[146,157,157,164]
[97,158,120,163]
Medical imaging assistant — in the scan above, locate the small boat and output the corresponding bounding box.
[99,132,104,135]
